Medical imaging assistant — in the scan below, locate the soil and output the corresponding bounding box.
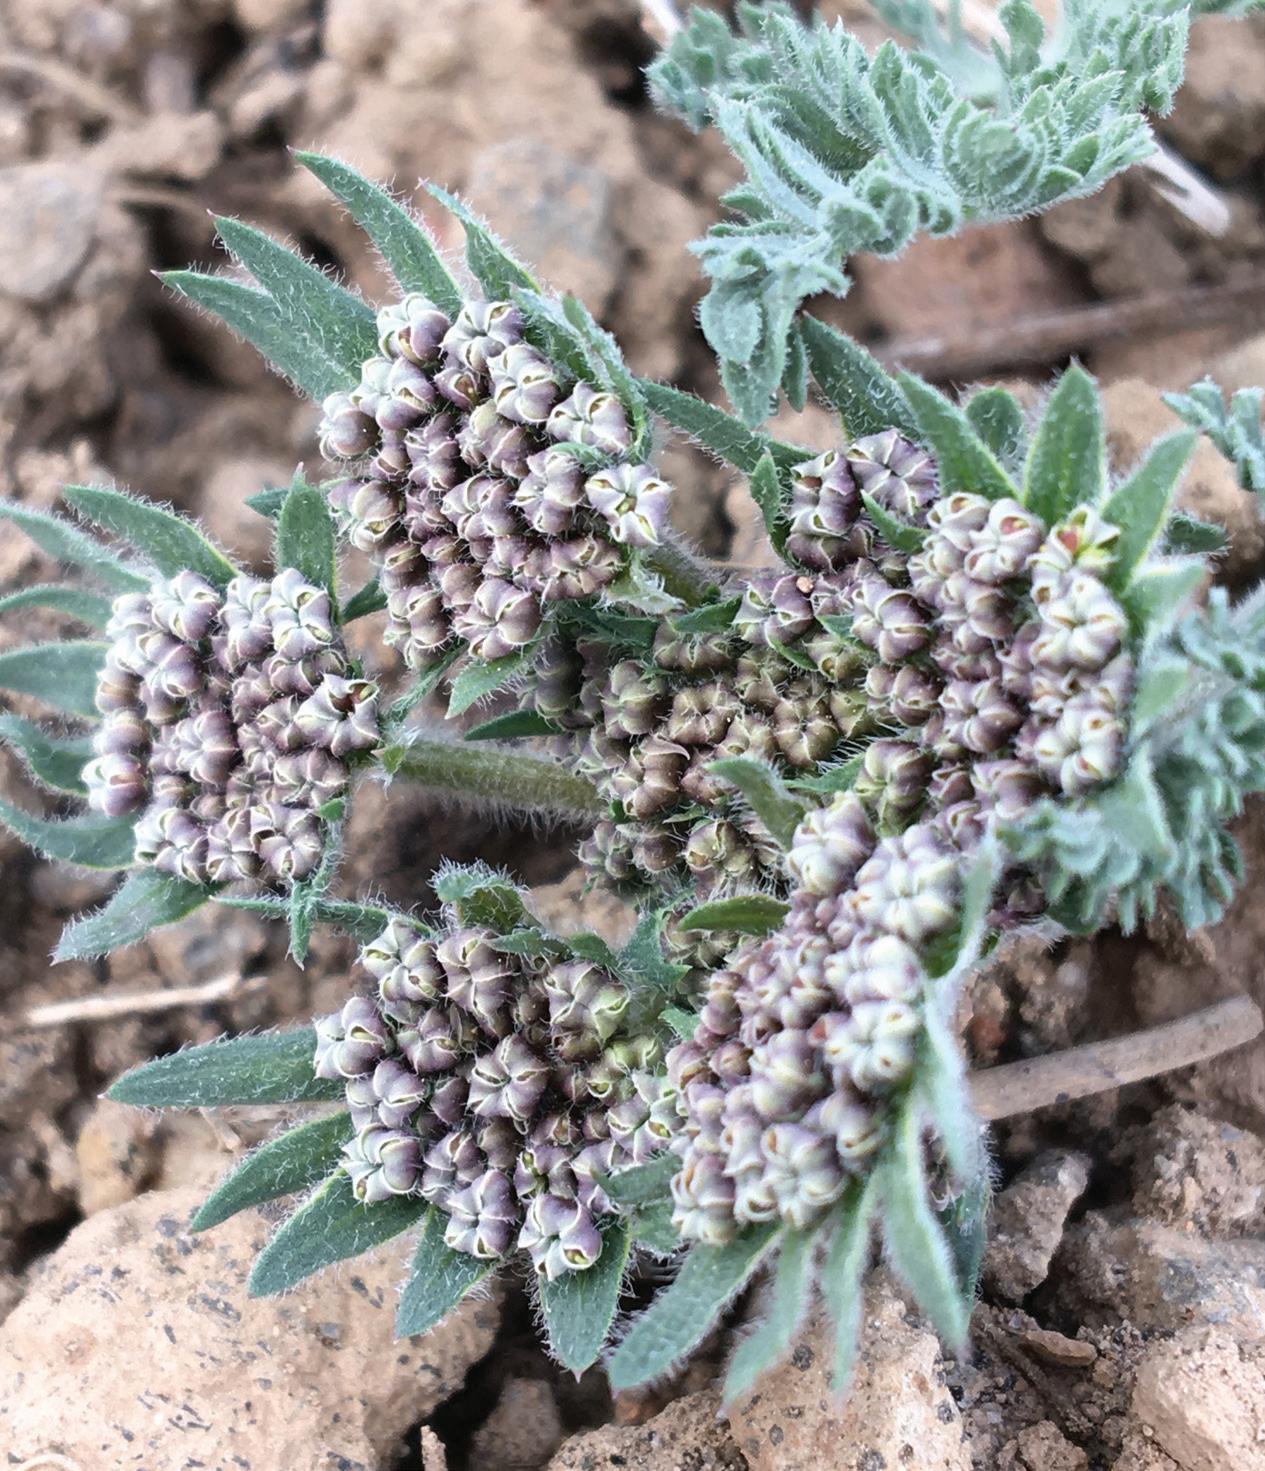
[2,4,1265,1470]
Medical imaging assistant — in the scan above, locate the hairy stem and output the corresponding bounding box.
[382,734,605,821]
[644,538,721,607]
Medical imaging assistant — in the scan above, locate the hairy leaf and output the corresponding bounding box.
[221,892,391,941]
[397,1207,501,1336]
[632,1201,681,1255]
[342,577,387,622]
[0,640,106,718]
[192,1112,355,1231]
[965,387,1026,467]
[540,1219,632,1374]
[433,864,530,932]
[678,893,790,936]
[640,379,807,477]
[447,646,535,718]
[801,317,917,440]
[1023,365,1106,523]
[0,584,113,628]
[1102,430,1199,592]
[860,491,926,552]
[56,868,213,962]
[0,800,135,869]
[463,710,560,742]
[899,375,1015,501]
[275,472,338,600]
[749,450,789,556]
[601,1153,677,1208]
[709,756,808,848]
[821,1176,879,1395]
[110,1026,341,1108]
[0,714,92,795]
[425,183,538,299]
[0,502,145,593]
[722,1224,817,1405]
[64,484,237,588]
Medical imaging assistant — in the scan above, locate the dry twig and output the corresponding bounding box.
[15,972,264,1032]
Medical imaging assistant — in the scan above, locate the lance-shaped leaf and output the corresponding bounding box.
[880,1096,972,1350]
[215,216,378,383]
[940,1167,990,1307]
[607,1224,780,1391]
[425,183,537,299]
[539,1219,632,1374]
[965,386,1026,467]
[161,271,350,402]
[601,1152,677,1208]
[709,756,807,848]
[342,577,387,622]
[446,645,536,718]
[560,295,649,451]
[463,710,560,742]
[0,714,92,795]
[275,473,338,601]
[860,491,925,553]
[898,374,1015,502]
[0,800,135,869]
[109,1026,342,1108]
[295,151,464,314]
[821,1175,879,1394]
[638,379,806,477]
[0,501,146,593]
[397,1207,501,1337]
[722,1223,817,1405]
[434,863,530,932]
[678,893,790,936]
[1102,430,1199,593]
[64,485,237,589]
[250,1172,426,1297]
[632,1201,681,1255]
[55,868,214,962]
[1120,558,1205,638]
[192,1112,355,1231]
[0,640,106,719]
[514,289,598,384]
[1165,512,1226,556]
[1022,365,1106,524]
[749,450,789,556]
[244,485,289,519]
[221,892,391,943]
[0,584,113,628]
[671,598,743,636]
[801,316,917,441]
[618,907,690,993]
[918,998,984,1189]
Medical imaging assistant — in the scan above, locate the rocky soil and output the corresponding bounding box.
[2,3,1265,1469]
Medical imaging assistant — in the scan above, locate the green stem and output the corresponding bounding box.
[644,539,721,608]
[382,735,605,821]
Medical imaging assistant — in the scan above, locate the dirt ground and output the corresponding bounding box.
[2,3,1265,1469]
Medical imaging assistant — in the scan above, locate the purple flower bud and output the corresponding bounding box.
[149,571,221,644]
[848,821,958,943]
[221,576,273,669]
[851,429,939,525]
[83,752,147,818]
[252,802,323,881]
[421,1127,481,1203]
[963,497,1045,584]
[513,447,584,537]
[787,793,874,896]
[405,412,465,492]
[267,569,334,660]
[518,1193,603,1278]
[452,578,542,662]
[584,463,671,548]
[370,1058,430,1130]
[329,476,402,553]
[204,806,260,883]
[319,390,378,461]
[806,1090,882,1165]
[434,362,484,412]
[850,576,930,662]
[546,382,631,456]
[490,341,562,426]
[378,293,451,366]
[1028,695,1126,795]
[787,449,861,570]
[442,300,523,373]
[1031,570,1129,672]
[467,1034,549,1123]
[671,1151,738,1245]
[345,1125,423,1202]
[376,358,437,432]
[314,995,393,1080]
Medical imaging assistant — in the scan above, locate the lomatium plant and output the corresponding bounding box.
[3,0,1265,1402]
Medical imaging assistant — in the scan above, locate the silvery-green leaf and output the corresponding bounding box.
[397,1206,501,1337]
[940,1167,990,1305]
[1102,430,1199,593]
[55,869,214,962]
[1164,512,1226,556]
[860,491,926,552]
[708,755,807,848]
[722,1223,818,1405]
[0,584,113,628]
[433,863,529,932]
[109,1026,341,1108]
[342,577,386,622]
[0,502,146,593]
[0,800,135,869]
[822,1176,879,1395]
[539,1219,631,1374]
[0,640,106,718]
[670,598,744,636]
[250,1172,425,1297]
[633,1201,681,1255]
[64,485,237,589]
[463,710,559,741]
[617,906,690,993]
[749,450,789,556]
[678,893,790,936]
[965,386,1026,467]
[220,893,390,942]
[638,379,806,478]
[1120,558,1205,638]
[446,646,535,718]
[899,374,1015,502]
[601,1153,677,1208]
[1022,365,1105,524]
[295,152,463,314]
[0,714,92,795]
[425,183,538,299]
[275,472,338,601]
[192,1112,355,1231]
[801,316,917,441]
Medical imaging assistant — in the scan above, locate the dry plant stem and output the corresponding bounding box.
[15,972,263,1032]
[970,994,1264,1120]
[382,734,606,819]
[877,276,1265,380]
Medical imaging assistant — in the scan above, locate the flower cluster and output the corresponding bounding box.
[82,569,380,885]
[313,913,673,1278]
[319,294,672,672]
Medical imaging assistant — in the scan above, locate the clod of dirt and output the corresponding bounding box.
[546,1389,747,1471]
[983,1151,1092,1304]
[0,1186,501,1470]
[1160,16,1265,179]
[1121,1104,1265,1236]
[0,161,103,303]
[1131,1327,1265,1471]
[74,1098,161,1216]
[998,1420,1089,1471]
[726,1280,970,1471]
[469,1375,564,1471]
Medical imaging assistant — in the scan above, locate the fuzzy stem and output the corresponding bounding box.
[382,734,605,821]
[644,538,721,607]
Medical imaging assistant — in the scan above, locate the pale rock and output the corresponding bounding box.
[74,1097,161,1215]
[1125,1104,1265,1237]
[231,0,310,32]
[469,1375,564,1470]
[1160,16,1265,178]
[982,1150,1092,1303]
[0,162,102,304]
[999,1421,1090,1471]
[1131,1327,1265,1471]
[547,1390,747,1471]
[0,1186,501,1469]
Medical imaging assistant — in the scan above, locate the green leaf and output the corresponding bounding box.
[397,1206,501,1336]
[64,485,238,589]
[191,1112,355,1231]
[447,646,535,718]
[250,1171,425,1297]
[607,1224,780,1392]
[782,318,809,412]
[632,1200,681,1255]
[214,216,378,383]
[539,1219,632,1374]
[860,490,926,552]
[245,485,289,520]
[0,584,113,628]
[749,450,789,556]
[638,379,805,477]
[601,1153,677,1208]
[1102,430,1199,592]
[0,501,146,593]
[342,577,387,622]
[1120,558,1205,638]
[709,755,807,848]
[275,472,338,600]
[821,1176,879,1395]
[560,295,649,449]
[618,907,690,993]
[670,598,743,635]
[0,714,92,795]
[1022,365,1105,524]
[1165,512,1227,556]
[463,710,560,742]
[919,998,983,1187]
[723,1223,817,1405]
[109,1026,342,1108]
[424,183,538,299]
[161,271,351,402]
[385,646,464,730]
[55,868,214,962]
[801,317,918,441]
[221,893,390,942]
[0,799,135,869]
[786,756,863,797]
[965,387,1026,466]
[678,893,790,936]
[0,640,106,718]
[662,1005,700,1039]
[881,1096,971,1349]
[433,864,529,932]
[940,1168,990,1305]
[295,152,464,314]
[898,374,1016,501]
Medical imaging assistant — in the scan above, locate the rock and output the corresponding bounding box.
[726,1284,970,1471]
[74,1098,161,1215]
[469,1375,563,1470]
[1160,16,1265,178]
[999,1421,1089,1471]
[1017,1327,1098,1369]
[0,1186,500,1469]
[231,0,311,31]
[1124,1104,1265,1237]
[0,162,102,304]
[982,1151,1092,1304]
[547,1390,747,1471]
[0,1272,22,1323]
[1131,1327,1265,1471]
